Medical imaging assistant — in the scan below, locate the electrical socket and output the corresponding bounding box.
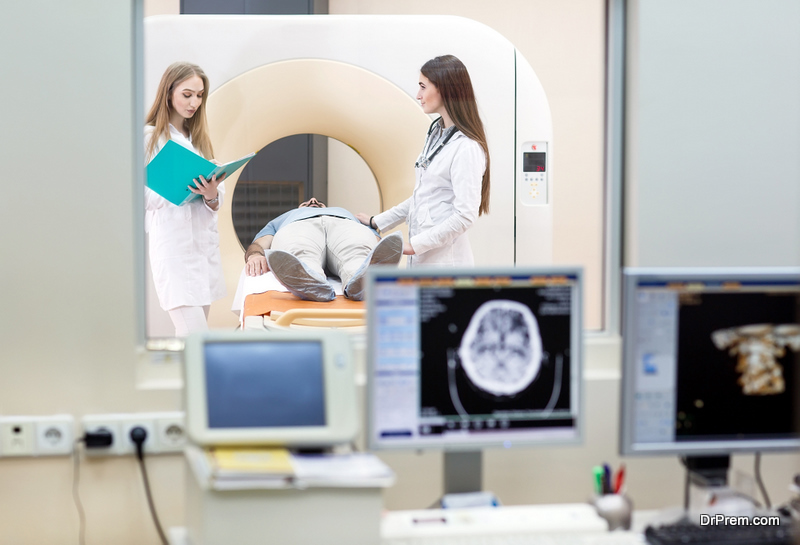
[35,415,74,455]
[81,412,185,456]
[120,418,156,455]
[81,415,123,455]
[155,413,187,452]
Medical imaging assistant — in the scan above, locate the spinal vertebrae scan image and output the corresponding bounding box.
[711,323,800,395]
[458,300,543,396]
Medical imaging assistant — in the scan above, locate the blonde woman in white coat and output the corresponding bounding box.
[356,55,490,266]
[144,62,226,337]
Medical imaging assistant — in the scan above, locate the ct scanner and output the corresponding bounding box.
[144,15,553,324]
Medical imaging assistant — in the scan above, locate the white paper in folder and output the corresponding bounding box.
[291,453,395,488]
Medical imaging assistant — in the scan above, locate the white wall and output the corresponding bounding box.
[625,0,800,267]
[0,2,183,544]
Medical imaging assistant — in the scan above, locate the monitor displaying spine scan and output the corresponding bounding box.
[620,268,800,456]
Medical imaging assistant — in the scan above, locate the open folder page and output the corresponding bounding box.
[146,139,255,206]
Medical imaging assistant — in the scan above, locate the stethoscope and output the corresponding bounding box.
[414,119,460,169]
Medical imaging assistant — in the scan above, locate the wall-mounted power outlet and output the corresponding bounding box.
[35,416,74,455]
[120,418,156,455]
[0,415,75,457]
[155,414,187,451]
[81,417,121,455]
[81,412,185,456]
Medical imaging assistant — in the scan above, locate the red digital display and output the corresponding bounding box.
[523,152,546,173]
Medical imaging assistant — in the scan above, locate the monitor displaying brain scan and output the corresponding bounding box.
[620,268,800,456]
[366,267,583,450]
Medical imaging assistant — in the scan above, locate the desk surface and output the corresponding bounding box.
[380,504,662,544]
[170,505,685,544]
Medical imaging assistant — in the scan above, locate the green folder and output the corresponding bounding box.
[145,140,255,206]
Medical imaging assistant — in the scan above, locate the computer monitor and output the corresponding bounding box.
[184,330,358,448]
[620,268,800,478]
[366,266,583,493]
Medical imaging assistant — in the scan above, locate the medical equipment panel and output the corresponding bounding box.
[519,141,548,205]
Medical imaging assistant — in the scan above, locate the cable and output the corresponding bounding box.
[72,438,86,545]
[130,427,169,545]
[755,452,772,509]
[681,457,690,512]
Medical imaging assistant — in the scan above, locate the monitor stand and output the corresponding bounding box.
[441,451,500,508]
[683,455,730,488]
[444,451,482,494]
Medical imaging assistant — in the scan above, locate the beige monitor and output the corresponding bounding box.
[184,330,358,448]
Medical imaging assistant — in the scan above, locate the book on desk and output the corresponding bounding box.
[184,445,395,491]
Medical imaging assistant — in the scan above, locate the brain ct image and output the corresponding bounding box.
[458,300,543,396]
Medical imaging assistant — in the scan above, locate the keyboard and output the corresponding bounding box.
[644,521,794,545]
[382,504,646,545]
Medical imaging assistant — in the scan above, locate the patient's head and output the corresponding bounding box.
[299,198,326,208]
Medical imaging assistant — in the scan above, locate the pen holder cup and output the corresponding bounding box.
[592,493,633,531]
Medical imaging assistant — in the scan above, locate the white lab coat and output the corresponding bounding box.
[375,130,485,266]
[144,124,226,311]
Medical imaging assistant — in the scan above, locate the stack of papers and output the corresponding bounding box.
[185,445,395,491]
[291,452,396,488]
[185,446,294,490]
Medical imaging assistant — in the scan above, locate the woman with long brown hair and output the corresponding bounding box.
[357,54,490,266]
[144,62,226,336]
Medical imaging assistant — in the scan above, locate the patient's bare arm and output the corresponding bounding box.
[245,235,273,277]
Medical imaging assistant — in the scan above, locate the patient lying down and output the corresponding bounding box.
[244,198,403,302]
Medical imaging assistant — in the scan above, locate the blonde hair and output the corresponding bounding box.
[145,62,214,160]
[421,55,491,216]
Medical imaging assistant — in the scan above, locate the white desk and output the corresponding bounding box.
[171,504,673,544]
[381,504,653,544]
[182,455,388,545]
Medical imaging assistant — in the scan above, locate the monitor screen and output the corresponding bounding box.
[366,267,583,450]
[184,330,358,447]
[204,340,326,429]
[620,268,800,456]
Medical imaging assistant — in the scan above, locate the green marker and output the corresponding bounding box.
[592,466,605,495]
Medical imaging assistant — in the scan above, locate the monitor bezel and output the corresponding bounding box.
[620,267,800,456]
[365,265,584,452]
[184,329,358,448]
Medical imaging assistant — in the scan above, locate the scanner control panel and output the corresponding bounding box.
[519,141,548,206]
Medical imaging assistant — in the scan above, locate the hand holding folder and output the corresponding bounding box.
[146,140,255,206]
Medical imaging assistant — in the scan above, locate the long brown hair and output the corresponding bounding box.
[145,62,214,161]
[421,55,490,215]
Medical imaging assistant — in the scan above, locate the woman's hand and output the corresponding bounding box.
[208,160,228,182]
[189,174,221,207]
[403,242,415,255]
[245,253,269,277]
[355,212,372,227]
